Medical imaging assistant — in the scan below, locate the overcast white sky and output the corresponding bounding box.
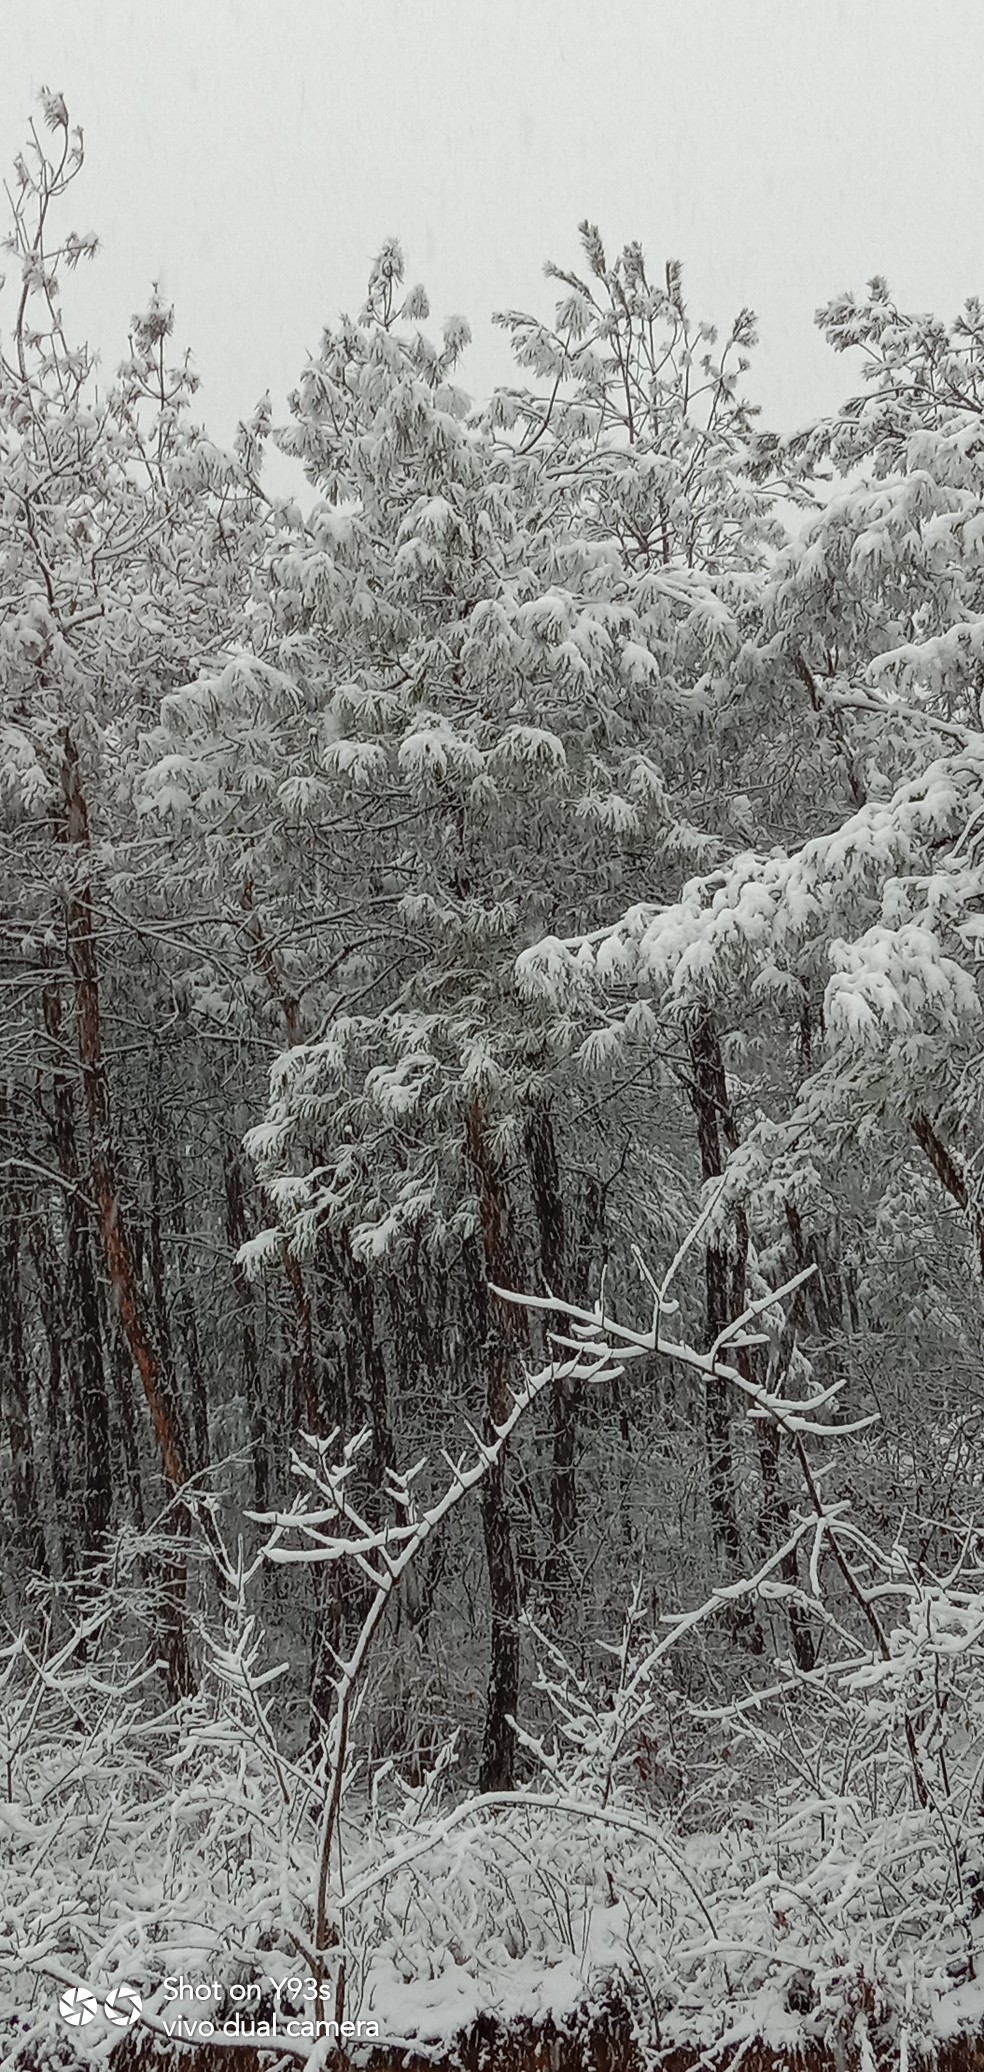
[2,0,983,493]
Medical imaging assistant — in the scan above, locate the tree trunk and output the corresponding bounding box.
[145,1144,180,1435]
[273,1231,320,1440]
[524,1098,578,1583]
[25,1214,73,1578]
[59,731,193,1499]
[912,1110,984,1279]
[686,1012,745,1575]
[162,1139,209,1468]
[104,1299,147,1536]
[224,1151,268,1510]
[0,1196,47,1576]
[466,1097,526,1794]
[58,729,195,1697]
[342,1245,394,1489]
[752,1201,817,1673]
[316,1233,349,1437]
[40,974,113,1556]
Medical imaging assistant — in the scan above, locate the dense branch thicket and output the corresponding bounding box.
[5,94,984,2070]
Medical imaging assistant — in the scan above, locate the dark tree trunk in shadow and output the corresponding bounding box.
[466,1097,527,1795]
[26,1214,73,1578]
[225,1151,268,1511]
[524,1097,578,1595]
[165,1141,209,1470]
[342,1244,395,1491]
[686,1012,746,1578]
[0,1192,47,1576]
[41,975,112,1558]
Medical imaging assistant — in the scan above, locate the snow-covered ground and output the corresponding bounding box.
[4,1655,984,2072]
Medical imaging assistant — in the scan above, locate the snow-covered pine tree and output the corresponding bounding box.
[518,274,984,1632]
[0,98,266,1681]
[141,227,791,1770]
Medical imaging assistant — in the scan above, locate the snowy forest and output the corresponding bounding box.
[6,88,984,2072]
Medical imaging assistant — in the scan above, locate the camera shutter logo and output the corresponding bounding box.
[58,1987,101,2027]
[103,1985,143,2026]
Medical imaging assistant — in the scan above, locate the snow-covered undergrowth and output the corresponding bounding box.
[6,1266,984,2071]
[4,1576,984,2072]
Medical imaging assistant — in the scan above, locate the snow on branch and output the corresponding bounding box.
[493,1246,874,1447]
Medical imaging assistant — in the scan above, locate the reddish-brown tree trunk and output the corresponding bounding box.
[59,729,195,1697]
[59,731,192,1497]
